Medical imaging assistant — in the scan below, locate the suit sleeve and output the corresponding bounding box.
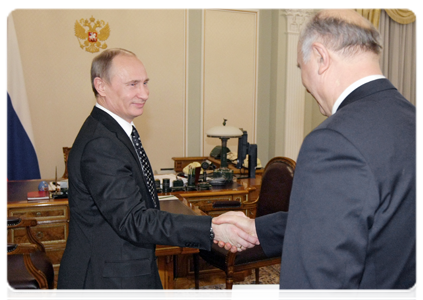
[80,136,212,250]
[278,128,378,288]
[255,211,288,257]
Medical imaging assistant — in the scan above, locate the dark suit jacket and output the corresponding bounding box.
[57,107,212,289]
[256,79,415,288]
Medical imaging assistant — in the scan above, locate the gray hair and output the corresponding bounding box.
[299,11,382,63]
[91,48,137,97]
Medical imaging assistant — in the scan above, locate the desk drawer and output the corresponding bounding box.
[184,194,248,204]
[195,202,257,218]
[186,195,233,204]
[8,222,68,245]
[8,205,69,222]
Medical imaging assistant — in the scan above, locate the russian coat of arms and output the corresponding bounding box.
[75,16,110,53]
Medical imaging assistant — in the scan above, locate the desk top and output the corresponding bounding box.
[7,176,261,204]
[7,180,202,215]
[7,180,69,209]
[7,180,201,260]
[159,199,198,216]
[8,179,43,203]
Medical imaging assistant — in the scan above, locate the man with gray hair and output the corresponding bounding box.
[214,9,415,289]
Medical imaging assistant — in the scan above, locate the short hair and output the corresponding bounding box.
[299,11,382,63]
[90,48,137,97]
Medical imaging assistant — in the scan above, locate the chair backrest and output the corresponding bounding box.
[62,147,72,179]
[255,157,296,218]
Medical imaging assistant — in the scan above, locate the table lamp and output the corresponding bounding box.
[206,119,243,169]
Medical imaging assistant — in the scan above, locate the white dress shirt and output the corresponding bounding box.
[95,103,134,139]
[332,75,385,115]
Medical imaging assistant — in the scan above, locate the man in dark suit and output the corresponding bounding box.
[57,48,258,289]
[213,9,415,288]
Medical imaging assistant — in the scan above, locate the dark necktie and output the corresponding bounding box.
[131,126,157,208]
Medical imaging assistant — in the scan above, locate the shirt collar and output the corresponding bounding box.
[332,75,385,115]
[95,103,134,139]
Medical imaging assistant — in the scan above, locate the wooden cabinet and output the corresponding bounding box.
[7,200,69,288]
[178,189,257,218]
[172,156,208,173]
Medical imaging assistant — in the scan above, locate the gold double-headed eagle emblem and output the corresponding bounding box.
[75,16,110,53]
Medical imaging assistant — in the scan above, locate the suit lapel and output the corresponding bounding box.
[90,107,140,167]
[90,107,159,209]
[338,78,397,111]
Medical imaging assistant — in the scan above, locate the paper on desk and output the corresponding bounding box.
[232,284,279,300]
[158,195,180,201]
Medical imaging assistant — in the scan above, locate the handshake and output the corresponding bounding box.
[211,211,259,253]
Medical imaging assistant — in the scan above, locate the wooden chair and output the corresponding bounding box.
[7,217,54,289]
[62,147,71,179]
[194,156,296,289]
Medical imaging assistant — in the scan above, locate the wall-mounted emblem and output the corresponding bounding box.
[75,16,110,53]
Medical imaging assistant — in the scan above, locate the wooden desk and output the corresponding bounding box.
[167,177,261,218]
[7,180,203,289]
[155,199,204,289]
[161,175,262,279]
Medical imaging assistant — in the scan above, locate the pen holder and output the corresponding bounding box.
[171,180,185,192]
[187,174,195,186]
[155,179,162,193]
[162,178,171,193]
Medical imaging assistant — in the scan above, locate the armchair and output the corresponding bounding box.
[7,217,54,289]
[194,156,296,289]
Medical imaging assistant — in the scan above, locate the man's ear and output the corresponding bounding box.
[312,43,330,75]
[93,77,107,97]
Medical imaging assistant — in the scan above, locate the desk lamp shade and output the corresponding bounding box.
[206,119,242,168]
[206,124,243,138]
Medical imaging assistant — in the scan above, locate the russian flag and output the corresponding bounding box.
[7,14,41,180]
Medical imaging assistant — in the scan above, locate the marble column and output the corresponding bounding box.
[282,9,313,160]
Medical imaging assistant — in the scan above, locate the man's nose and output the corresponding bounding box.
[137,85,149,100]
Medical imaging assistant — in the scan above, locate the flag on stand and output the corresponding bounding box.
[7,14,41,180]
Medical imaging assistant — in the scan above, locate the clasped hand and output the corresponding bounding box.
[211,211,259,253]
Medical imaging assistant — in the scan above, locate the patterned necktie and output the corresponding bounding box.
[131,126,157,208]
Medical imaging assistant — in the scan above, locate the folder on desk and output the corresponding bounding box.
[27,191,49,201]
[158,195,180,201]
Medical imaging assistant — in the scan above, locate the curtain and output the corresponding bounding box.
[385,9,416,25]
[356,9,416,28]
[356,9,416,105]
[356,9,381,28]
[379,10,416,105]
